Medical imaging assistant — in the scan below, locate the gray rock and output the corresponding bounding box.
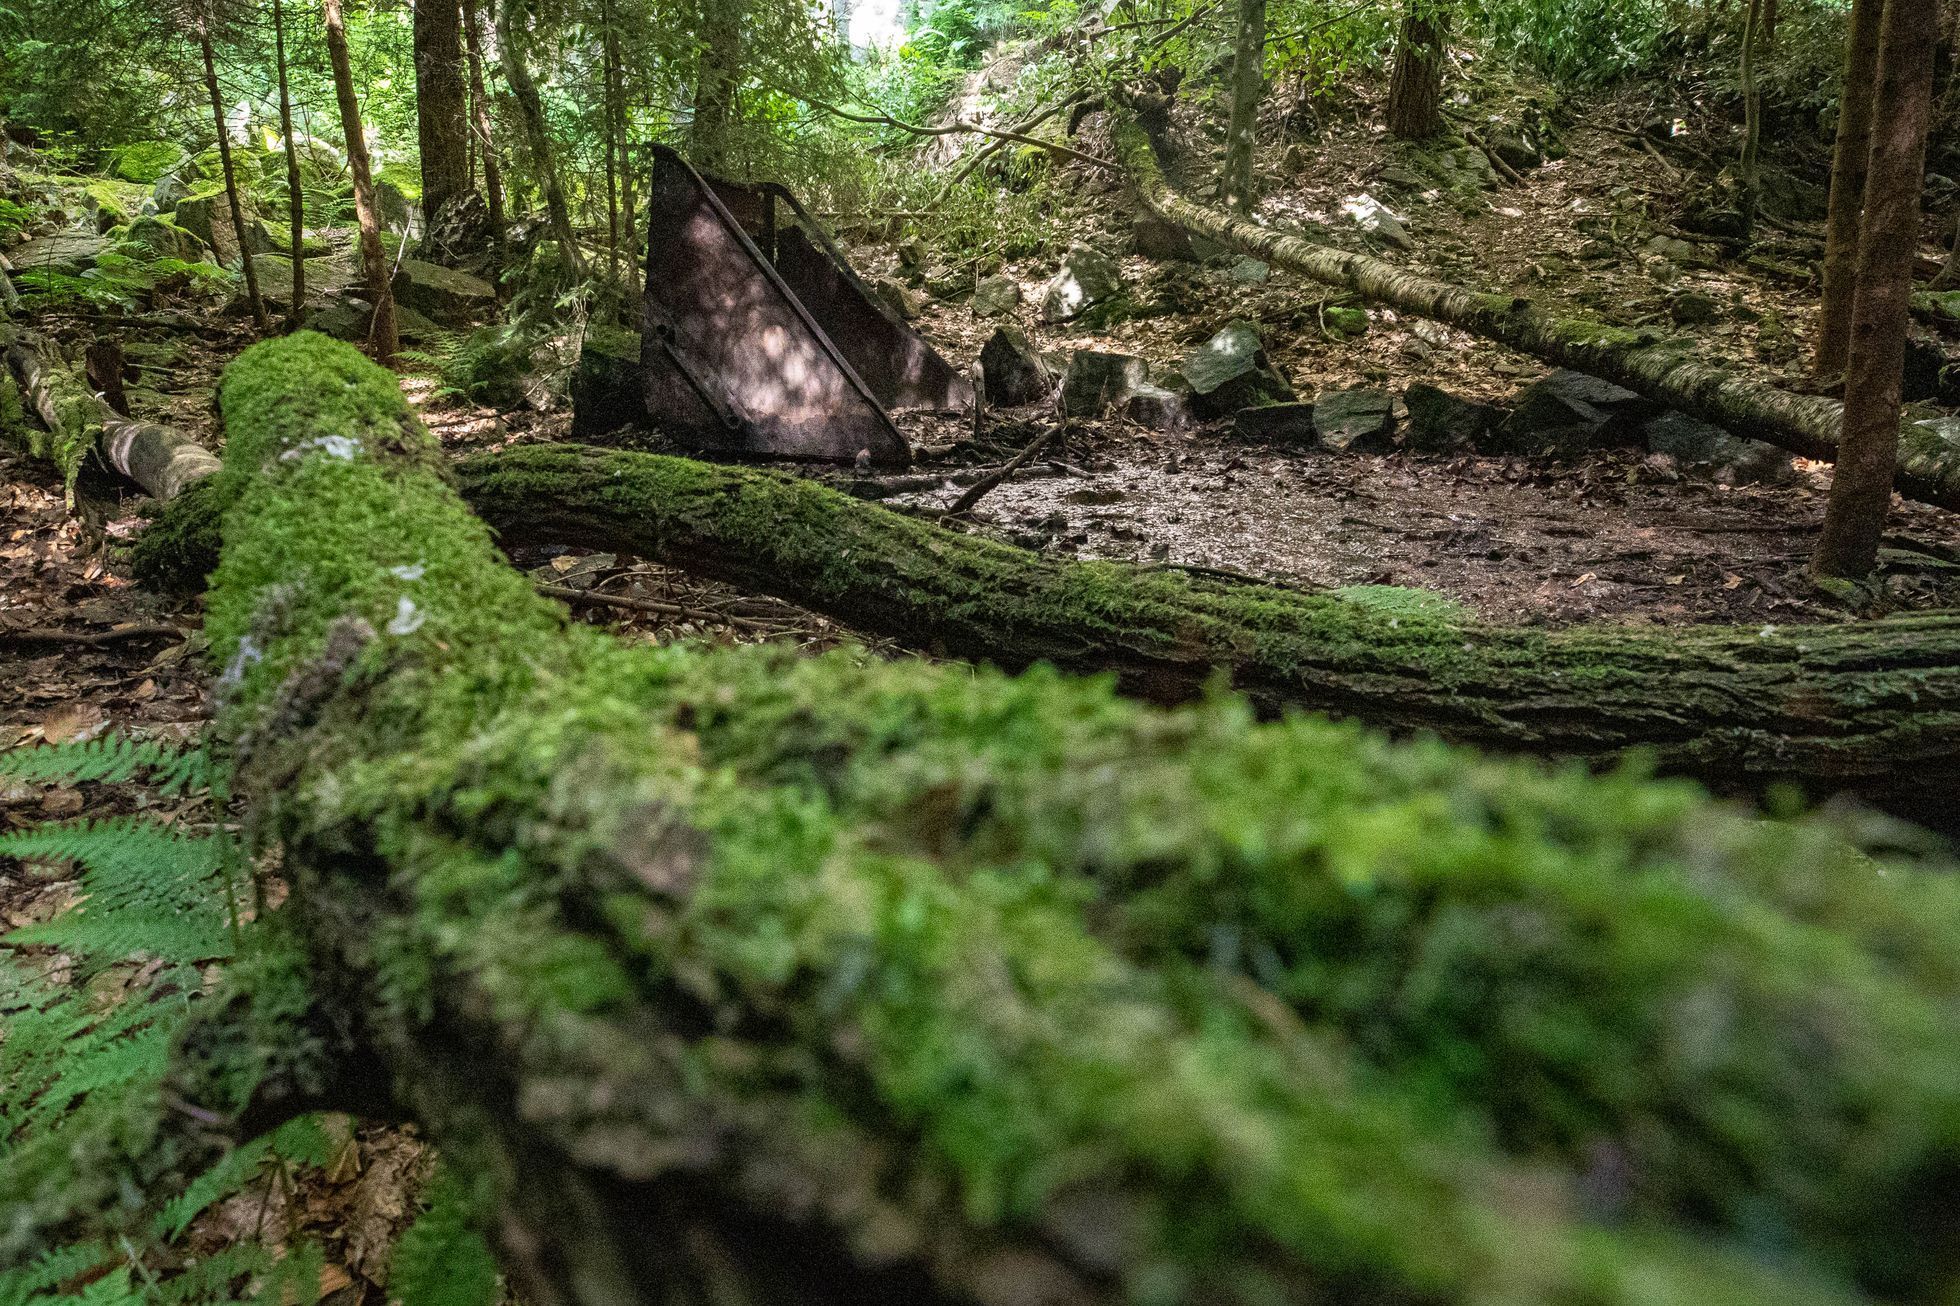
[572,333,648,440]
[1502,369,1656,452]
[1059,351,1150,418]
[1341,193,1413,250]
[1403,384,1500,453]
[120,216,205,261]
[151,171,192,213]
[1040,242,1123,323]
[980,326,1056,407]
[1486,128,1543,171]
[172,193,273,266]
[374,179,412,231]
[1314,388,1395,452]
[971,274,1021,318]
[247,253,347,307]
[1234,402,1318,445]
[306,297,443,344]
[8,230,108,276]
[1230,257,1270,284]
[1903,333,1957,404]
[1182,322,1296,417]
[1645,412,1794,485]
[1323,306,1369,338]
[1643,235,1700,265]
[871,276,922,320]
[1118,384,1192,432]
[391,258,497,323]
[1668,291,1722,325]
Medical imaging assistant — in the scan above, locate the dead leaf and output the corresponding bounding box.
[39,787,84,817]
[1570,572,1597,587]
[41,703,109,745]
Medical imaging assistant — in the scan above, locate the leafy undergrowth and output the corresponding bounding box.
[0,740,497,1306]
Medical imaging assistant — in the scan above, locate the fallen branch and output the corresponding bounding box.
[454,443,1960,813]
[948,424,1055,515]
[536,581,778,630]
[1110,113,1960,512]
[786,89,1122,176]
[0,622,184,647]
[5,336,221,503]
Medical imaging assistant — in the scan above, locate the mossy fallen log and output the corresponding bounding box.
[78,331,1960,1304]
[4,336,220,504]
[1111,114,1960,513]
[453,442,1960,811]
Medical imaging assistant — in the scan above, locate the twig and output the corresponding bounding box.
[1,623,186,647]
[933,96,1086,203]
[783,90,1122,176]
[950,425,1057,516]
[537,582,776,630]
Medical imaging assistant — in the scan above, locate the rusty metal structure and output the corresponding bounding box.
[639,146,972,465]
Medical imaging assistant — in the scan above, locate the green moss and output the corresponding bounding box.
[185,335,1960,1304]
[0,375,24,446]
[108,141,185,185]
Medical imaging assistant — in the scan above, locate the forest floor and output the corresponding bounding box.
[6,66,1960,1305]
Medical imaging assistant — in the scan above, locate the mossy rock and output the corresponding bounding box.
[108,141,186,185]
[119,215,206,262]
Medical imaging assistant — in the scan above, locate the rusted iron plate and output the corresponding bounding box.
[641,146,911,465]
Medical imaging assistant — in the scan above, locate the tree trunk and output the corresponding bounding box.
[461,0,506,251]
[272,0,306,330]
[690,1,746,170]
[1111,112,1960,512]
[198,26,269,335]
[1739,0,1766,237]
[454,442,1960,813]
[1222,0,1266,211]
[1817,0,1885,377]
[496,0,583,272]
[6,338,220,502]
[324,0,400,365]
[1385,2,1447,140]
[415,0,472,225]
[128,332,1960,1306]
[602,0,622,279]
[1814,0,1940,579]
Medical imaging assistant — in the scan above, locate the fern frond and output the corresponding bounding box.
[0,1242,114,1306]
[153,1138,273,1240]
[0,737,212,796]
[389,1168,500,1306]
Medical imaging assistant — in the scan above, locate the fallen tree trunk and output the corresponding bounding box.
[69,333,1960,1304]
[4,337,220,502]
[1110,115,1960,512]
[456,442,1960,810]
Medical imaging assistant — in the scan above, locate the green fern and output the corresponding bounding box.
[0,1244,116,1306]
[389,1169,501,1306]
[0,737,212,796]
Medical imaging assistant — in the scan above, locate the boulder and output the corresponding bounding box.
[1040,242,1123,323]
[151,171,192,213]
[980,327,1056,407]
[572,331,648,440]
[1118,384,1193,432]
[120,216,206,262]
[971,274,1021,318]
[1667,291,1723,326]
[1903,333,1959,405]
[247,253,349,307]
[1340,194,1413,251]
[1229,257,1270,285]
[172,193,274,266]
[1182,322,1296,417]
[8,230,108,276]
[871,276,922,320]
[374,179,413,231]
[1485,128,1543,172]
[391,258,497,324]
[419,192,495,270]
[1403,384,1501,453]
[1645,412,1795,485]
[305,297,443,345]
[1059,351,1149,419]
[1234,402,1319,445]
[1501,369,1656,452]
[1323,306,1369,338]
[1314,388,1395,453]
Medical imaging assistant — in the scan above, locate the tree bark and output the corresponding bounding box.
[496,0,583,272]
[461,0,506,251]
[1222,0,1266,211]
[1814,0,1941,578]
[272,0,306,330]
[1385,2,1447,140]
[455,442,1960,812]
[1111,112,1960,512]
[689,0,746,170]
[1817,0,1884,377]
[6,338,220,502]
[602,0,623,279]
[198,25,269,335]
[134,332,1960,1306]
[415,0,472,225]
[324,0,400,365]
[1738,0,1767,237]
